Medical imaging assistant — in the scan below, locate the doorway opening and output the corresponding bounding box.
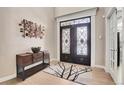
[60,17,91,66]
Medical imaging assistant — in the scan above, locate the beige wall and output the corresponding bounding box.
[95,8,105,66]
[55,7,105,66]
[0,8,55,78]
[0,7,106,79]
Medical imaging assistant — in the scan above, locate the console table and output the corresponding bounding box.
[16,51,50,80]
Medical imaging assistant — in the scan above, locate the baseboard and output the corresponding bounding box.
[104,67,109,73]
[94,65,105,69]
[0,73,16,83]
[50,58,58,62]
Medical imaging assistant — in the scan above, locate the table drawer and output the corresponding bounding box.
[17,54,33,66]
[33,52,43,62]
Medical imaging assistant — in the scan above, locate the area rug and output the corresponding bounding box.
[43,62,92,85]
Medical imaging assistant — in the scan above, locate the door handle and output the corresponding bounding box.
[110,49,117,51]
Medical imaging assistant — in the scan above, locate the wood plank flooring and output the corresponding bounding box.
[0,61,115,85]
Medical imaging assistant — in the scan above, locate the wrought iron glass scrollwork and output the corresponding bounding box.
[77,26,88,55]
[62,28,70,54]
[60,18,90,27]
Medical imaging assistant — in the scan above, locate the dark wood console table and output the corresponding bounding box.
[16,51,50,80]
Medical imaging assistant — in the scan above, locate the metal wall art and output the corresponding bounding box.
[19,19,45,39]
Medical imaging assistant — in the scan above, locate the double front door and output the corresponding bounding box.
[60,17,91,66]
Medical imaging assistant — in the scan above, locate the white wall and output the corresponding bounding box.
[0,8,55,78]
[95,8,105,66]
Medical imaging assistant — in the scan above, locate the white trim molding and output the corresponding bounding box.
[105,7,117,73]
[105,7,115,73]
[105,7,117,84]
[0,73,16,83]
[121,8,124,84]
[94,65,105,69]
[56,8,97,67]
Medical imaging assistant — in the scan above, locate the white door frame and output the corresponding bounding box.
[122,8,124,84]
[55,8,97,67]
[105,7,116,72]
[105,7,124,84]
[105,7,118,83]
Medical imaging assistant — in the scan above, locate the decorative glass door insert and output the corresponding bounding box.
[77,26,88,55]
[62,28,70,54]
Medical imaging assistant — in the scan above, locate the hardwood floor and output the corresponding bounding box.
[78,67,115,85]
[0,61,115,85]
[0,71,78,85]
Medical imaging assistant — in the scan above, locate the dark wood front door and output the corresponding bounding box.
[60,17,91,66]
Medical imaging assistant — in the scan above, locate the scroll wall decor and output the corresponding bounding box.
[19,19,45,39]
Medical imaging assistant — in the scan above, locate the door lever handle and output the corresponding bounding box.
[110,49,117,51]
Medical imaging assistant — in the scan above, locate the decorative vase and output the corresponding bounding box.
[31,47,41,53]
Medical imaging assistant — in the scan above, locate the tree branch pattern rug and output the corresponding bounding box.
[43,62,92,85]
